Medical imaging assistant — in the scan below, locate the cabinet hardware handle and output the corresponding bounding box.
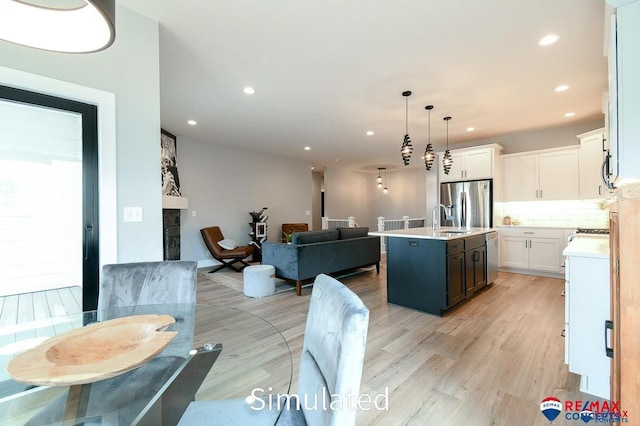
[540,189,542,198]
[525,240,528,248]
[84,225,93,261]
[535,190,539,199]
[605,320,613,358]
[599,185,602,195]
[529,240,532,248]
[523,232,534,234]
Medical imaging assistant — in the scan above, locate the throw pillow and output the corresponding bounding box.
[218,238,238,250]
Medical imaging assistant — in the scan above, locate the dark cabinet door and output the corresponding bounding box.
[447,253,465,307]
[466,245,487,295]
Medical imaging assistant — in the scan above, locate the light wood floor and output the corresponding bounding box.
[196,260,589,426]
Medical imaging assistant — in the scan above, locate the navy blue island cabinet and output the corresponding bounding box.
[386,234,488,316]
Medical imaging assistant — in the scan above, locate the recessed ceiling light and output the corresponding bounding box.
[366,130,375,136]
[555,85,570,92]
[304,146,311,151]
[538,34,559,46]
[564,112,576,117]
[466,127,475,132]
[187,119,197,125]
[243,87,255,95]
[311,166,314,170]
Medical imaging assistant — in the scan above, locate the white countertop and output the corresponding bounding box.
[497,224,576,230]
[369,226,496,241]
[563,235,610,259]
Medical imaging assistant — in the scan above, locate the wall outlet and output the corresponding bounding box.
[192,210,197,217]
[305,210,311,216]
[124,206,143,222]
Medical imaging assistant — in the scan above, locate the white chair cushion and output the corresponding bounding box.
[218,238,239,250]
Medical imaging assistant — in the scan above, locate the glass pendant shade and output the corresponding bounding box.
[423,105,435,170]
[424,144,435,170]
[376,168,385,189]
[0,0,116,53]
[400,91,413,166]
[442,116,453,175]
[401,134,413,166]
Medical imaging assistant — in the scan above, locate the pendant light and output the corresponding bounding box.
[376,168,384,189]
[423,105,435,171]
[400,91,413,166]
[0,0,116,53]
[442,116,453,174]
[383,168,389,194]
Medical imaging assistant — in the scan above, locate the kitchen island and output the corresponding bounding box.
[370,227,497,316]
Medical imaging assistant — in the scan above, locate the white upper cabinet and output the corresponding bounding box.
[503,155,538,201]
[607,0,640,185]
[578,128,606,199]
[502,147,580,201]
[439,145,501,183]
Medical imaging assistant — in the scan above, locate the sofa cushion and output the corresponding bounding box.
[337,227,369,240]
[292,229,339,245]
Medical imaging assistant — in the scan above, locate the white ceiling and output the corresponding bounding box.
[118,0,608,172]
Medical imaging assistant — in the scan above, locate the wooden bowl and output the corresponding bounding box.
[7,314,177,386]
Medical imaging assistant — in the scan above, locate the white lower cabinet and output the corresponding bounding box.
[564,245,610,399]
[499,228,562,273]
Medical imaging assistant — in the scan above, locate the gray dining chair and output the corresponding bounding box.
[178,273,370,426]
[26,260,199,425]
[99,260,197,309]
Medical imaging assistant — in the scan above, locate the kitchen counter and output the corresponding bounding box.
[497,224,576,229]
[563,235,610,259]
[369,226,496,240]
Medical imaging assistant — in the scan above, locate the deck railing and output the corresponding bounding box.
[377,216,426,252]
[322,216,358,229]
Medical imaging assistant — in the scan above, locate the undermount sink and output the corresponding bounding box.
[435,229,469,234]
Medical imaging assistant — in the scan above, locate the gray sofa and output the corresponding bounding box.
[261,227,380,296]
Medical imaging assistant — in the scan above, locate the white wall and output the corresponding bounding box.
[324,167,372,229]
[369,167,434,228]
[177,136,313,264]
[0,6,163,262]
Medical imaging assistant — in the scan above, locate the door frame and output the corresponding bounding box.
[0,65,117,308]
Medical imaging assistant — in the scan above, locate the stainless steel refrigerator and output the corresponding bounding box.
[440,179,493,228]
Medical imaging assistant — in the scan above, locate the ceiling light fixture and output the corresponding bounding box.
[442,116,453,175]
[304,146,311,151]
[555,85,570,92]
[564,112,576,117]
[376,168,384,189]
[366,130,375,136]
[466,127,475,132]
[243,87,255,95]
[538,34,559,46]
[0,0,115,53]
[423,105,435,171]
[187,120,197,126]
[400,91,413,166]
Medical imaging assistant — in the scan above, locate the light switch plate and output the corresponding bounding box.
[124,207,143,222]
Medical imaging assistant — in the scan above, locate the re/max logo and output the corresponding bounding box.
[565,400,627,416]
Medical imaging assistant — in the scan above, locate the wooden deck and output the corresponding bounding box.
[0,286,82,386]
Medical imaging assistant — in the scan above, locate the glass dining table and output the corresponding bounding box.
[0,304,293,425]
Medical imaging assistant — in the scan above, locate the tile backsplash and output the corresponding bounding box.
[498,199,609,228]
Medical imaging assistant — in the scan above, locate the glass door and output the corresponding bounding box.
[0,85,99,311]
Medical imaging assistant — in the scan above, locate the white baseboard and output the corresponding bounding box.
[197,259,221,268]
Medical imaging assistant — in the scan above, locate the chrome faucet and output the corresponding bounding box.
[432,204,453,232]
